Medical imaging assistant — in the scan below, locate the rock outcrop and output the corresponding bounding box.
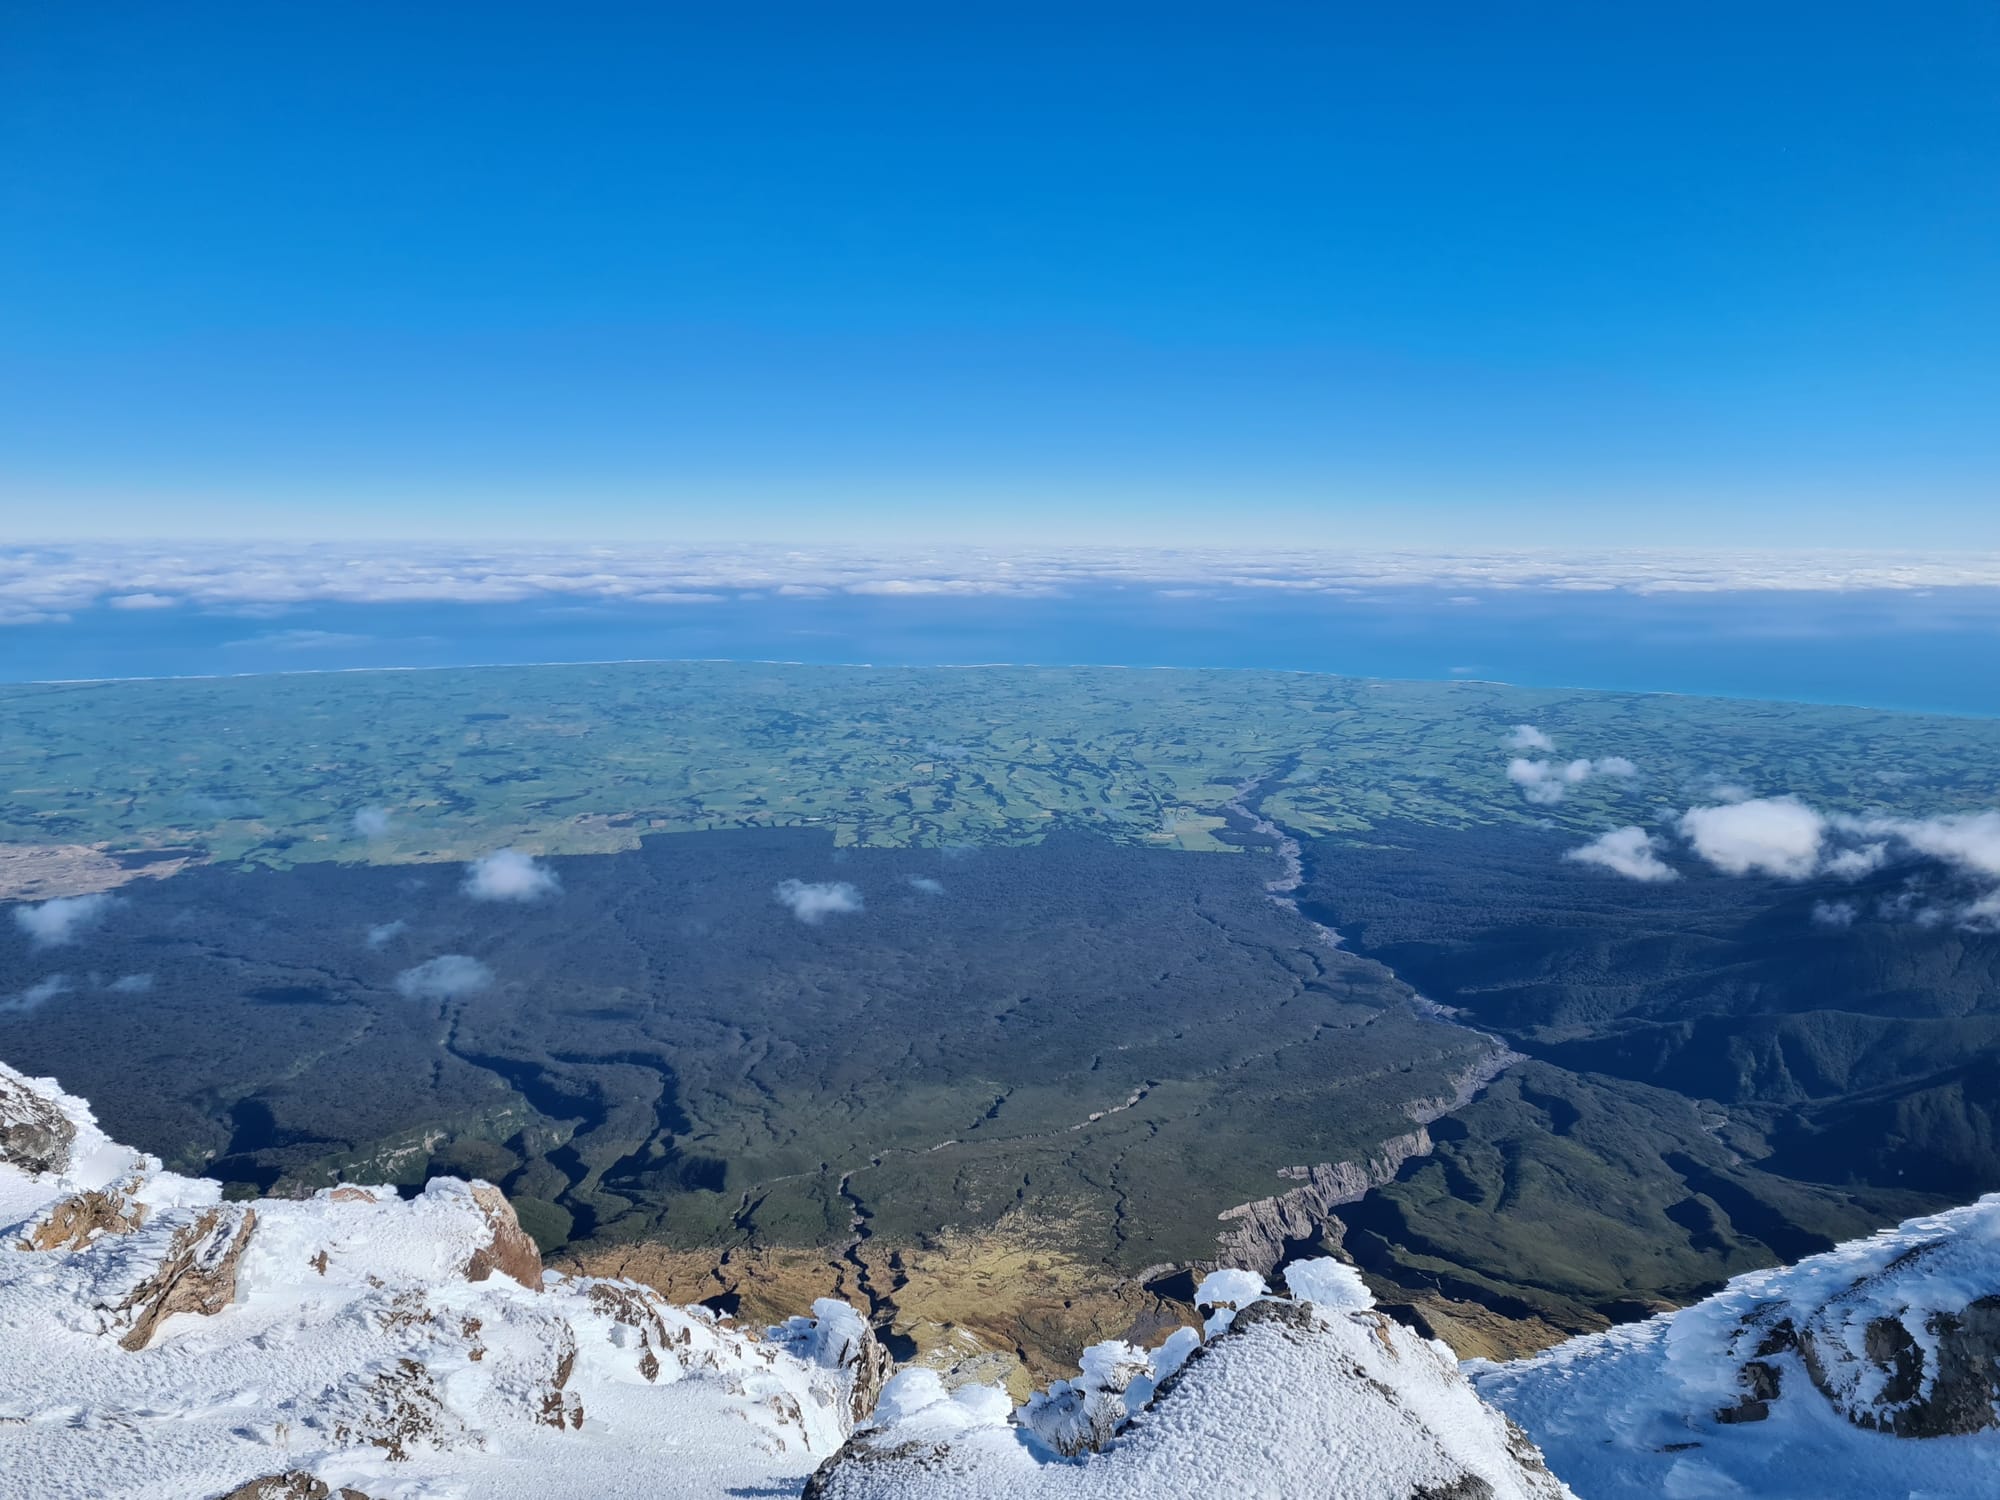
[464,1181,545,1289]
[215,1474,374,1500]
[109,1202,258,1350]
[1,1063,76,1174]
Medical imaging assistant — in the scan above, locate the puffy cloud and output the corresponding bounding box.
[1678,797,1826,879]
[1851,811,2000,881]
[1506,725,1555,752]
[1565,826,1678,882]
[775,879,864,924]
[394,954,493,1001]
[365,919,408,949]
[1812,900,1859,928]
[462,849,561,902]
[1508,756,1636,805]
[13,892,116,949]
[352,806,394,839]
[905,876,946,896]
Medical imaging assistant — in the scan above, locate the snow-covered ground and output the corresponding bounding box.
[8,1050,1998,1500]
[0,1061,883,1499]
[1473,1195,2000,1500]
[804,1261,1573,1499]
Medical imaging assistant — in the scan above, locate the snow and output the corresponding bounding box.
[1473,1194,2000,1500]
[0,1060,877,1499]
[811,1257,1571,1499]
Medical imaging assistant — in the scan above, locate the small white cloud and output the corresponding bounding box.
[1678,796,1826,879]
[108,592,177,610]
[394,954,493,1001]
[1565,826,1678,882]
[906,875,946,896]
[365,919,408,949]
[1822,843,1888,880]
[775,879,864,924]
[1811,900,1859,928]
[1506,725,1555,752]
[13,892,116,949]
[106,973,154,993]
[463,849,560,902]
[352,806,394,839]
[3,974,71,1011]
[1507,756,1615,805]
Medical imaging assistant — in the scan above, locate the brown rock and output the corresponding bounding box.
[464,1183,543,1290]
[22,1178,149,1251]
[114,1205,258,1351]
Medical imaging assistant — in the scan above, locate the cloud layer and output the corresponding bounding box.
[10,541,2000,625]
[463,849,561,902]
[775,879,864,924]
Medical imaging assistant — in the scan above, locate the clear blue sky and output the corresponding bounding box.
[2,3,1996,547]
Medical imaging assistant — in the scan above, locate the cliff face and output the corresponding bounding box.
[1474,1193,2000,1500]
[0,1059,886,1500]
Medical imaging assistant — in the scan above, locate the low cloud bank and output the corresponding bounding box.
[13,893,116,949]
[775,879,864,924]
[394,954,493,1001]
[11,540,2000,626]
[463,849,560,902]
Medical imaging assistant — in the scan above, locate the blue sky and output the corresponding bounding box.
[3,3,1997,547]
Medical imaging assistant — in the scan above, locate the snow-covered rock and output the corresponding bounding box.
[801,1263,1574,1500]
[0,1060,888,1499]
[1474,1193,2000,1500]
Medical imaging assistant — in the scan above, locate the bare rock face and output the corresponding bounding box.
[464,1183,544,1290]
[112,1205,258,1351]
[0,1066,76,1176]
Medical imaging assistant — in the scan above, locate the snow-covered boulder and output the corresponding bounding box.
[801,1260,1573,1500]
[1475,1193,2000,1500]
[0,1060,885,1499]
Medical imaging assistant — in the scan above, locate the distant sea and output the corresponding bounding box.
[8,586,2000,718]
